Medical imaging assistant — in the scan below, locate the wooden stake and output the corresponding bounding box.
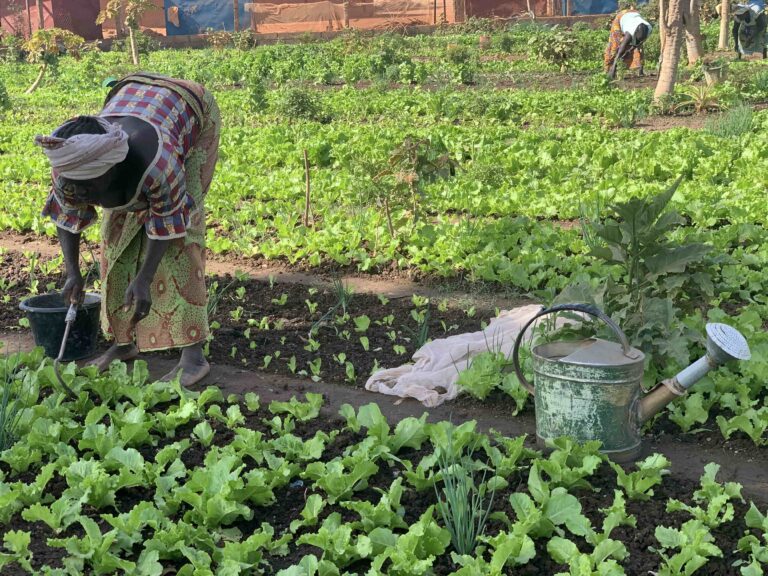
[234,0,240,32]
[25,0,32,36]
[303,150,312,227]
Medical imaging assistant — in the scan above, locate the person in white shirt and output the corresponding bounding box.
[604,9,653,79]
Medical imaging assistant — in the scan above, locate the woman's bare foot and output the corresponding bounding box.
[86,343,139,372]
[161,344,210,387]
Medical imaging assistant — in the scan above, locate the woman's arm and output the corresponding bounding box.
[124,237,170,325]
[57,227,83,304]
[609,33,633,78]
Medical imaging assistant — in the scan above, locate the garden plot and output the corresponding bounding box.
[0,355,766,575]
[1,17,768,576]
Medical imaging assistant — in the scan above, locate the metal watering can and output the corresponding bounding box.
[512,304,751,461]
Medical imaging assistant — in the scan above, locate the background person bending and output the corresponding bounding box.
[604,9,653,79]
[733,1,768,59]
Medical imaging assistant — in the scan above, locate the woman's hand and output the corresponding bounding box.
[124,276,152,326]
[62,272,85,305]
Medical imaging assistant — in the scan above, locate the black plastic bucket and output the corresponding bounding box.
[19,293,102,361]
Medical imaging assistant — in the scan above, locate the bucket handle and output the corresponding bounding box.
[512,303,632,395]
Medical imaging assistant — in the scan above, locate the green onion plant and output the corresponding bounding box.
[434,427,496,555]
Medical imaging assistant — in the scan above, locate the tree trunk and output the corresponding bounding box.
[685,0,704,64]
[117,1,127,37]
[718,0,729,49]
[453,0,466,22]
[24,0,32,36]
[25,62,47,94]
[128,26,140,66]
[343,0,350,27]
[233,0,240,31]
[36,0,44,29]
[655,0,686,99]
[659,0,667,67]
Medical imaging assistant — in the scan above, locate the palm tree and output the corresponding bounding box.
[685,0,704,64]
[24,28,84,93]
[718,0,730,49]
[655,0,688,99]
[97,0,156,66]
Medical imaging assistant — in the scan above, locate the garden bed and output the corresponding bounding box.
[0,361,764,575]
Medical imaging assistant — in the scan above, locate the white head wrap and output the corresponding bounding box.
[34,117,129,181]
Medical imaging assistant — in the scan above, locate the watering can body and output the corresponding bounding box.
[530,337,645,461]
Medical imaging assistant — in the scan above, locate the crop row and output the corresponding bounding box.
[0,351,765,575]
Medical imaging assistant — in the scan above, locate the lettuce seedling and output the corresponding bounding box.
[0,530,33,572]
[610,453,670,501]
[297,512,373,568]
[652,519,723,576]
[269,393,323,422]
[539,437,603,491]
[290,494,326,533]
[547,536,628,576]
[666,463,744,528]
[343,477,408,532]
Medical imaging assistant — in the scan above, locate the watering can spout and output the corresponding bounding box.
[637,323,751,424]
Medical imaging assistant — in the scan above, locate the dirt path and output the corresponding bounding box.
[0,230,523,308]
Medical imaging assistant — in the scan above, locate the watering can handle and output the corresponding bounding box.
[511,303,632,395]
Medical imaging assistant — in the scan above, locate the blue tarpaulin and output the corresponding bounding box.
[570,0,618,15]
[164,0,248,36]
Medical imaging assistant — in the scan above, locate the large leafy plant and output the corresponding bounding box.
[579,180,711,379]
[527,28,579,72]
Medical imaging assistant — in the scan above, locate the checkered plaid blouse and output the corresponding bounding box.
[43,82,200,240]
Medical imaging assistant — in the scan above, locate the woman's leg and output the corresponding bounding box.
[160,88,220,388]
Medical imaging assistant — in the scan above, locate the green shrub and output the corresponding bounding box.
[527,29,579,72]
[446,44,472,65]
[247,75,268,112]
[749,69,768,95]
[275,87,327,122]
[705,105,753,137]
[0,81,11,111]
[498,33,515,53]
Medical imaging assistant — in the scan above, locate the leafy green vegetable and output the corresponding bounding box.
[610,453,670,501]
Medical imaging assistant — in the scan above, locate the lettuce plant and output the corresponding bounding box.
[610,453,671,501]
[652,519,723,576]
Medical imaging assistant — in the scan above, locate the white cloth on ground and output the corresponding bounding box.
[619,12,652,38]
[34,117,129,180]
[365,304,563,408]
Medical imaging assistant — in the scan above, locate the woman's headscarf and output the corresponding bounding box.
[34,117,129,181]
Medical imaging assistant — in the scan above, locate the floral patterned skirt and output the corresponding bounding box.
[100,86,220,352]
